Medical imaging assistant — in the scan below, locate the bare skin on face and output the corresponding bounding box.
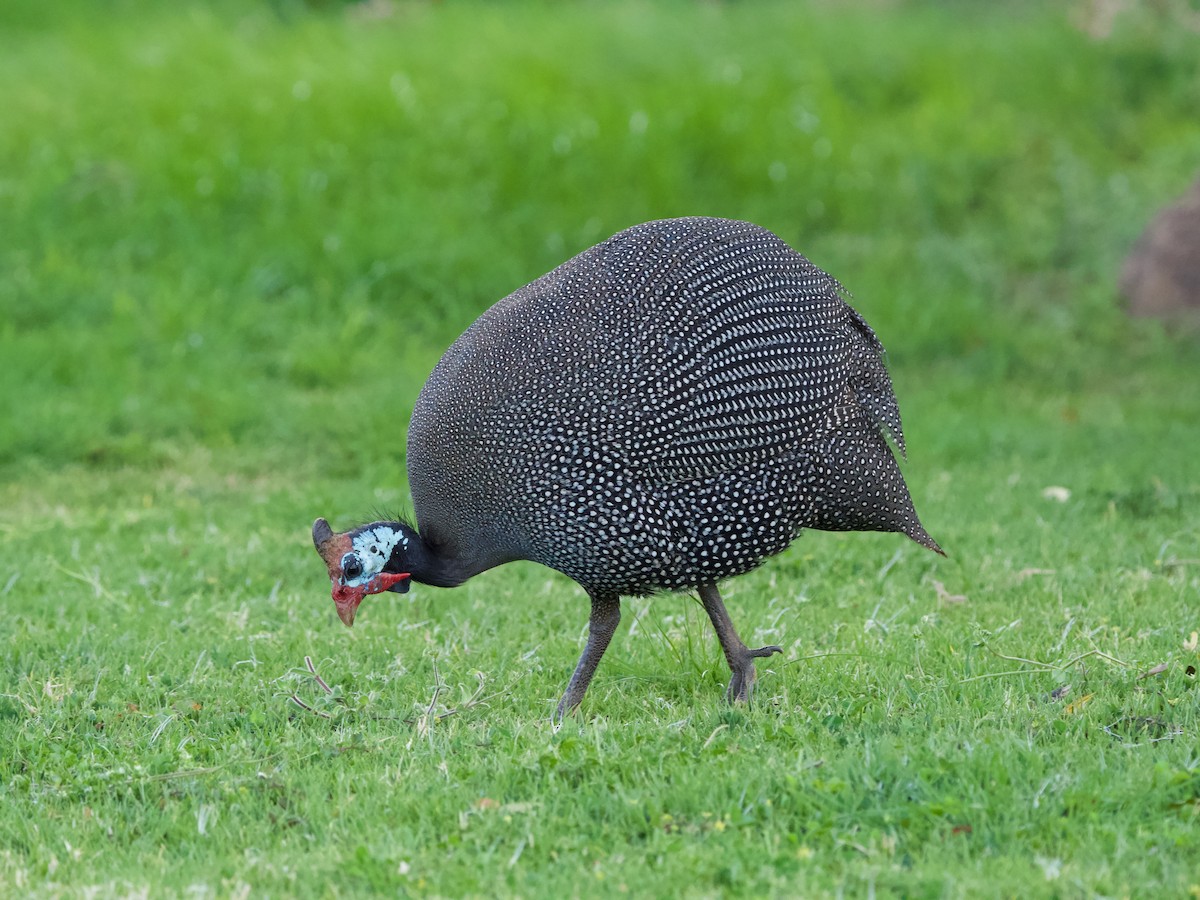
[311,518,410,627]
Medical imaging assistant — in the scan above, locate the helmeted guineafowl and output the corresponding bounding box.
[312,216,942,718]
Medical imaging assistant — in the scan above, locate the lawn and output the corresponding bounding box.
[2,1,1199,896]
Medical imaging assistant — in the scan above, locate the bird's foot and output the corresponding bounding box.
[750,644,783,659]
[551,694,575,729]
[725,645,782,703]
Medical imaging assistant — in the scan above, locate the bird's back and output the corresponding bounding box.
[408,217,938,593]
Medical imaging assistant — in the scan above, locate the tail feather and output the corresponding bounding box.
[906,520,945,556]
[844,305,907,458]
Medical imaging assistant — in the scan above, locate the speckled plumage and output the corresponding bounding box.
[315,216,941,716]
[408,216,940,595]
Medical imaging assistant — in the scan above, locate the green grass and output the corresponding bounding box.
[2,1,1200,896]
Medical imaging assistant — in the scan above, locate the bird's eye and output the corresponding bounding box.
[341,553,364,581]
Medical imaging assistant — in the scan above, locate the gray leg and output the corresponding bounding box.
[554,591,621,722]
[698,583,782,703]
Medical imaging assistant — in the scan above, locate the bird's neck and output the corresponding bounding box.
[389,522,488,589]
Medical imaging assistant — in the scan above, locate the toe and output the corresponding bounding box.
[726,665,756,703]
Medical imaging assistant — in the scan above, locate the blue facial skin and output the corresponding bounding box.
[341,526,411,593]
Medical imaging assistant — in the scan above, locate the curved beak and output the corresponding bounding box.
[335,595,361,627]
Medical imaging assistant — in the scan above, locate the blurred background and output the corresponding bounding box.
[2,2,1199,893]
[2,0,1196,493]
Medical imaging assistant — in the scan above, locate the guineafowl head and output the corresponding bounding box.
[311,517,412,626]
